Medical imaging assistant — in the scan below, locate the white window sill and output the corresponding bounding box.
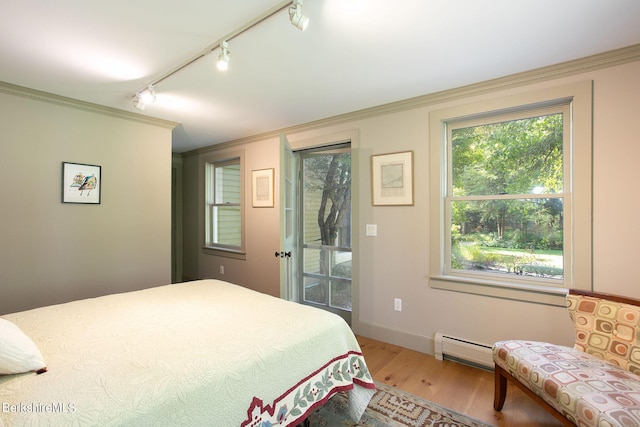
[429,275,568,307]
[202,246,246,260]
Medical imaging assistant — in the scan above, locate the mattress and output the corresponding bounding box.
[0,279,375,426]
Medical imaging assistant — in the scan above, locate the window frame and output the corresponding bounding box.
[428,81,593,306]
[446,104,569,286]
[202,150,246,259]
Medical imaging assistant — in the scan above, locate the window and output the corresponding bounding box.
[204,153,244,256]
[450,107,566,281]
[429,82,592,305]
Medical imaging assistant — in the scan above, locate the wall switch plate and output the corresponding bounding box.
[220,265,224,275]
[394,298,402,311]
[366,224,377,236]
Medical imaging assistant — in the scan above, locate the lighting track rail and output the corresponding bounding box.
[131,0,309,110]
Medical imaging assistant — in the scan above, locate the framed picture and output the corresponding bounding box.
[371,151,413,206]
[252,168,274,208]
[62,162,101,204]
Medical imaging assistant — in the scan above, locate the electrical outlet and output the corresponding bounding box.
[220,265,224,275]
[394,298,402,312]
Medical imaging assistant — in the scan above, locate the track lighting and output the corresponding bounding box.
[289,0,309,31]
[132,2,310,106]
[132,85,156,111]
[216,41,230,71]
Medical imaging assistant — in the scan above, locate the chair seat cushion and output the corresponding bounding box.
[493,340,640,427]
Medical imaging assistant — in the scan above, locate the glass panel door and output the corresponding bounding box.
[279,134,298,301]
[299,146,351,324]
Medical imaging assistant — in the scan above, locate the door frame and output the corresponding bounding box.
[279,130,360,327]
[279,134,298,301]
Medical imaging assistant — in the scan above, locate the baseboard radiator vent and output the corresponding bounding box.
[434,332,494,370]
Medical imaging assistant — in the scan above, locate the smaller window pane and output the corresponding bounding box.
[303,247,321,274]
[451,199,563,279]
[330,251,352,279]
[303,277,326,305]
[451,114,563,196]
[214,206,241,246]
[330,280,351,311]
[215,163,241,204]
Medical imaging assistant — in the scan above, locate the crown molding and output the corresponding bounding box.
[3,44,638,157]
[183,43,640,157]
[0,81,178,130]
[301,43,640,128]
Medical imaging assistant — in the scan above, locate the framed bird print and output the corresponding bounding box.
[62,162,101,204]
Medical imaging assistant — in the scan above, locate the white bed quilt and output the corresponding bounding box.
[0,280,375,426]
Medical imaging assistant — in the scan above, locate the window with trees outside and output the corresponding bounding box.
[429,82,592,305]
[451,107,565,279]
[204,155,244,256]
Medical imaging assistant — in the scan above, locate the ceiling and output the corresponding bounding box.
[2,1,640,153]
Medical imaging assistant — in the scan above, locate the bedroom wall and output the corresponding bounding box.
[181,137,281,296]
[0,85,174,315]
[181,48,640,355]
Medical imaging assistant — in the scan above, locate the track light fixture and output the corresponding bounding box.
[132,84,156,111]
[216,41,230,71]
[132,1,311,109]
[289,0,309,31]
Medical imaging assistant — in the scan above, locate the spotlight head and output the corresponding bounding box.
[133,85,156,110]
[289,0,309,31]
[217,41,230,71]
[132,94,146,111]
[139,84,156,104]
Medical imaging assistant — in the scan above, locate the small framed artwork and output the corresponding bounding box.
[371,151,414,206]
[62,162,101,204]
[252,168,274,208]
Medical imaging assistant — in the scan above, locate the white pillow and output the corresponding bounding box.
[0,318,47,375]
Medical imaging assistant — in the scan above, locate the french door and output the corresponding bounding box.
[279,136,352,324]
[298,144,351,324]
[279,135,297,301]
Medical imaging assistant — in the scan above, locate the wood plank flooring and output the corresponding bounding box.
[357,335,563,427]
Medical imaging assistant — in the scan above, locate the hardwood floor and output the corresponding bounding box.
[357,335,563,427]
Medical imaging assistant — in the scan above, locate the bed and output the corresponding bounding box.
[0,279,375,426]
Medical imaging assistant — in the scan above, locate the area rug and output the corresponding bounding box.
[305,382,492,427]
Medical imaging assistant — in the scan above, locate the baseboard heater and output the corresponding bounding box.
[434,332,494,369]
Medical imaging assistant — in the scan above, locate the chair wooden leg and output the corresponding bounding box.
[494,365,508,411]
[492,364,576,426]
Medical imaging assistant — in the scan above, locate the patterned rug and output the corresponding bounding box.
[306,382,492,427]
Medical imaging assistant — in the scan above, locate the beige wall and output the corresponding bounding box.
[0,85,174,314]
[182,137,281,296]
[184,49,640,355]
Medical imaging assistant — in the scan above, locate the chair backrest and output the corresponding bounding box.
[567,289,640,374]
